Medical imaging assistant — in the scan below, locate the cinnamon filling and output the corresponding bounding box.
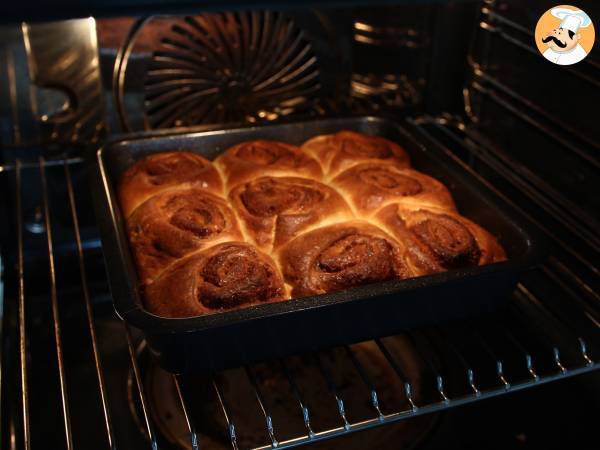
[411,215,480,268]
[240,178,325,217]
[334,132,393,158]
[199,245,280,308]
[317,233,396,289]
[169,207,226,238]
[145,154,207,186]
[235,141,297,166]
[359,168,422,195]
[166,195,227,239]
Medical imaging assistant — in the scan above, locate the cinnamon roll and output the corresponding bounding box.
[119,152,223,218]
[127,189,244,284]
[278,222,413,297]
[229,176,354,251]
[144,242,288,318]
[331,162,456,215]
[116,131,508,319]
[376,204,506,275]
[214,139,324,190]
[302,130,410,178]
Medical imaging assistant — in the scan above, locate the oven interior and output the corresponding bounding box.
[0,0,599,449]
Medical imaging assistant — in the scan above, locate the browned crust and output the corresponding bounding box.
[118,152,223,218]
[228,176,354,252]
[214,139,324,191]
[331,162,456,216]
[375,204,506,275]
[127,188,244,284]
[144,242,288,318]
[302,130,410,179]
[277,221,414,298]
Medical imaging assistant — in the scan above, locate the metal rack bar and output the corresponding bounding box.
[426,328,481,397]
[469,329,510,390]
[213,376,239,450]
[374,340,418,410]
[492,317,541,382]
[279,359,315,439]
[406,332,450,403]
[173,375,200,450]
[511,288,582,373]
[470,81,600,170]
[546,257,599,303]
[15,160,31,450]
[343,346,384,419]
[537,266,600,329]
[481,6,531,36]
[252,361,598,450]
[244,366,278,447]
[470,67,600,151]
[0,157,84,173]
[125,326,159,450]
[63,160,116,450]
[313,352,351,430]
[39,157,74,450]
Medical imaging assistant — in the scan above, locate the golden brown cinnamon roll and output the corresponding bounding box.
[376,204,506,275]
[144,242,288,318]
[229,176,354,252]
[278,221,413,297]
[127,189,244,284]
[214,139,324,190]
[331,162,456,215]
[302,130,410,178]
[119,152,223,218]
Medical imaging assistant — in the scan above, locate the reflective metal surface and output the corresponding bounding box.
[21,18,105,144]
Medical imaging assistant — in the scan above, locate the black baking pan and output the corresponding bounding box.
[92,116,538,373]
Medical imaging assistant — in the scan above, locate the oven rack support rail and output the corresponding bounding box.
[1,151,598,450]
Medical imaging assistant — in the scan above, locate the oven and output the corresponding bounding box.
[0,0,598,449]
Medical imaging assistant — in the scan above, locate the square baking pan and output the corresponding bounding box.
[92,116,538,373]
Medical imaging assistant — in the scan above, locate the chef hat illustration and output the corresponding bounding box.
[551,7,592,33]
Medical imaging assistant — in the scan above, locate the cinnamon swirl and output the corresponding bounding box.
[144,242,288,318]
[229,176,354,251]
[331,162,456,215]
[302,130,410,178]
[119,152,223,218]
[127,189,244,284]
[278,221,413,297]
[215,139,324,190]
[376,204,506,275]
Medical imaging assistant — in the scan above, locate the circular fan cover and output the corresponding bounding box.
[144,12,321,128]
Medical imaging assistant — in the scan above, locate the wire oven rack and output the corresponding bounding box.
[1,3,599,450]
[1,126,598,450]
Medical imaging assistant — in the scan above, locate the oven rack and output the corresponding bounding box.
[1,140,598,450]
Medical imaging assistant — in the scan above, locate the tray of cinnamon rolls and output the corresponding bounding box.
[93,116,536,372]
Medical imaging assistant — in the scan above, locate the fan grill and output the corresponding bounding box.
[144,12,321,128]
